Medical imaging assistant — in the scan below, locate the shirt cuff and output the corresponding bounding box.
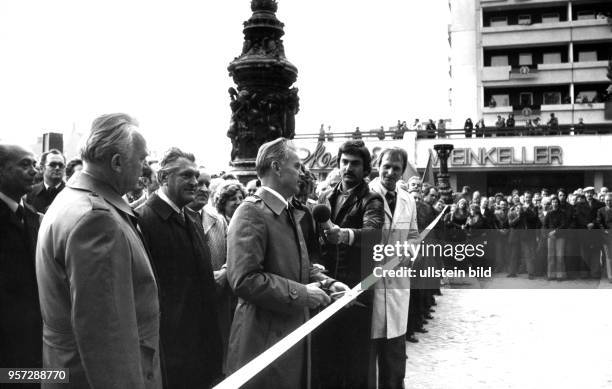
[346,228,355,245]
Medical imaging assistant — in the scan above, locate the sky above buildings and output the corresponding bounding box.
[0,0,451,171]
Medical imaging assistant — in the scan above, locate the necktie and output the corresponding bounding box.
[15,204,24,223]
[385,191,396,215]
[47,186,58,198]
[177,210,186,225]
[287,204,296,228]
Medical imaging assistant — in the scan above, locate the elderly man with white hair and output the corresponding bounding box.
[36,113,162,388]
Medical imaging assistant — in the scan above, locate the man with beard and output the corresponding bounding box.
[369,147,418,389]
[227,138,345,389]
[137,148,222,388]
[26,149,66,213]
[314,140,384,389]
[0,144,42,375]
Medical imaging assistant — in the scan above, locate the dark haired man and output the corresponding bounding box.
[314,140,384,388]
[26,148,66,213]
[0,144,42,373]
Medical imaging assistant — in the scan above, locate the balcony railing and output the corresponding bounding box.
[294,123,612,141]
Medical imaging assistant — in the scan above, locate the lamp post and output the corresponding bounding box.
[227,0,299,182]
[433,144,454,204]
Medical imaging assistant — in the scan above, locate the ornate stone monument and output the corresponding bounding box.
[433,144,454,204]
[227,0,299,182]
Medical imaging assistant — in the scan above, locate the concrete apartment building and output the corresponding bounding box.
[450,0,612,127]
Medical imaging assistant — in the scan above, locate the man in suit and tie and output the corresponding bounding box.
[36,113,162,388]
[0,144,43,374]
[227,138,345,389]
[314,140,385,389]
[369,147,419,389]
[137,148,223,388]
[26,149,66,213]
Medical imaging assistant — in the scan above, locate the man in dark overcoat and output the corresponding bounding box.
[137,148,223,388]
[0,144,42,376]
[26,149,66,213]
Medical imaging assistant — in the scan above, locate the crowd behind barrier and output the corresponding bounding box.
[297,120,612,141]
[2,114,612,389]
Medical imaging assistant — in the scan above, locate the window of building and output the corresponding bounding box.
[576,91,597,103]
[518,15,532,25]
[492,94,510,107]
[543,92,562,105]
[519,53,533,66]
[520,92,533,107]
[577,11,595,20]
[543,52,562,64]
[490,16,508,27]
[542,13,560,23]
[578,51,598,62]
[491,55,509,66]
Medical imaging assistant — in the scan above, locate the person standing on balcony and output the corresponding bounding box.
[495,115,506,137]
[437,119,446,138]
[463,118,473,138]
[574,118,586,135]
[547,113,559,135]
[506,113,515,128]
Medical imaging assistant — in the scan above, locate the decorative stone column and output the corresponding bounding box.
[433,144,454,204]
[227,0,299,182]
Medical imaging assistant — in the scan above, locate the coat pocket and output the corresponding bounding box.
[140,343,157,382]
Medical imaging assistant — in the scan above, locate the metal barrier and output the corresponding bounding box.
[294,123,612,141]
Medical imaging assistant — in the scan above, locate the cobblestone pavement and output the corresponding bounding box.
[404,274,612,389]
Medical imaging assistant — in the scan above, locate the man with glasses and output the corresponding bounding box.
[26,148,66,213]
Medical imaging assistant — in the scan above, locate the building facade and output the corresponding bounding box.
[450,0,612,127]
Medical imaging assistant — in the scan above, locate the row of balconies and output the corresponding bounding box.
[481,103,610,126]
[482,60,609,86]
[481,18,612,47]
[481,0,611,10]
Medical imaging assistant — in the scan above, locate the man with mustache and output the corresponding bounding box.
[314,140,384,388]
[26,148,66,213]
[137,148,222,388]
[0,144,42,375]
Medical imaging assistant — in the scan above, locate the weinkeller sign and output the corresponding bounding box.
[432,146,563,167]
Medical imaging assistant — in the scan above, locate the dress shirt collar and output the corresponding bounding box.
[0,191,21,213]
[261,186,288,209]
[44,181,63,191]
[157,187,183,214]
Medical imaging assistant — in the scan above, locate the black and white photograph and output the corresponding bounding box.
[1,0,612,388]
